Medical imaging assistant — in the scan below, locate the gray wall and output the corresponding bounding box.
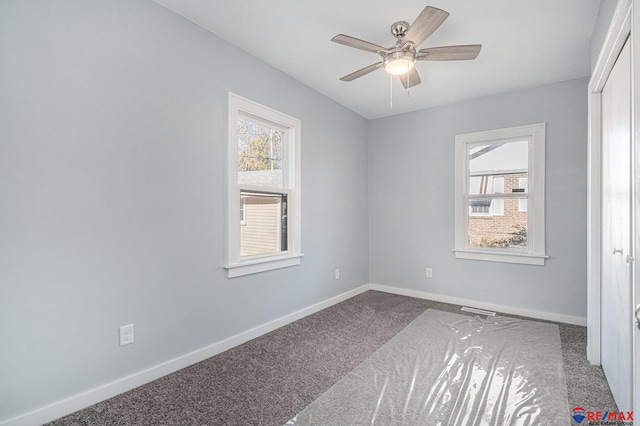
[369,78,589,319]
[0,1,369,421]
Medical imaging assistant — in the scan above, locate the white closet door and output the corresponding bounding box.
[601,37,632,411]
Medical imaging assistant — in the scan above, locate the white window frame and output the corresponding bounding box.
[225,93,302,278]
[453,123,547,265]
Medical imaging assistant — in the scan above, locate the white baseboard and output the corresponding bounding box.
[369,284,587,326]
[1,284,370,426]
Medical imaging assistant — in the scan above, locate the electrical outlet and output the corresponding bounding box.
[335,269,340,280]
[426,268,433,278]
[119,324,134,346]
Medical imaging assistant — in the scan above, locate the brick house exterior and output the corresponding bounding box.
[468,172,528,248]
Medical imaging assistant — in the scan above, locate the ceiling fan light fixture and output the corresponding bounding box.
[383,51,416,75]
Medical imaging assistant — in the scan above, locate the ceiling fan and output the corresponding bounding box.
[331,6,481,89]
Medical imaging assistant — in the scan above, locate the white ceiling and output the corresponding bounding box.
[154,0,601,120]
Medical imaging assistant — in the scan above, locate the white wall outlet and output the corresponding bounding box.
[119,324,134,346]
[426,268,433,278]
[334,268,340,280]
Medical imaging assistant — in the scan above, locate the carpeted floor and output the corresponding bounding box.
[289,309,570,424]
[48,290,616,425]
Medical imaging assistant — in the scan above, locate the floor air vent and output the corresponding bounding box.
[461,306,496,316]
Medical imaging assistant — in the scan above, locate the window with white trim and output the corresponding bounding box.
[454,123,547,265]
[225,93,302,277]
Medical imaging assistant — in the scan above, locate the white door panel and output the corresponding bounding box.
[601,37,632,411]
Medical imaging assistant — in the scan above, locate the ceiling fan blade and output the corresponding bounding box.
[402,6,449,48]
[416,44,482,61]
[399,67,421,89]
[331,34,389,54]
[340,62,384,81]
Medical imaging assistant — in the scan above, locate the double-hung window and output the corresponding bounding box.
[225,93,302,277]
[453,123,547,265]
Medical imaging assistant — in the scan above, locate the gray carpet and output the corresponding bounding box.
[47,291,616,425]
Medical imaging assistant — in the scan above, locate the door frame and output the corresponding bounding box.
[587,0,638,412]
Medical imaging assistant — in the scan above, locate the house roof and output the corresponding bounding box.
[238,169,283,189]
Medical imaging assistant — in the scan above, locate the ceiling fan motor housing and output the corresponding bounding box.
[390,21,410,39]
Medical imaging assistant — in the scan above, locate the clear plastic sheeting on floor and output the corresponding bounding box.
[286,309,570,426]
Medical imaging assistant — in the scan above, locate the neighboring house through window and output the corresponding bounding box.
[225,93,302,277]
[454,123,547,265]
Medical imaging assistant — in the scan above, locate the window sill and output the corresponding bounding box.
[225,253,304,278]
[452,249,548,266]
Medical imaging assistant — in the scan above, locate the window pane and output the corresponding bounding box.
[237,118,283,188]
[240,191,287,257]
[468,197,527,249]
[468,140,528,195]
